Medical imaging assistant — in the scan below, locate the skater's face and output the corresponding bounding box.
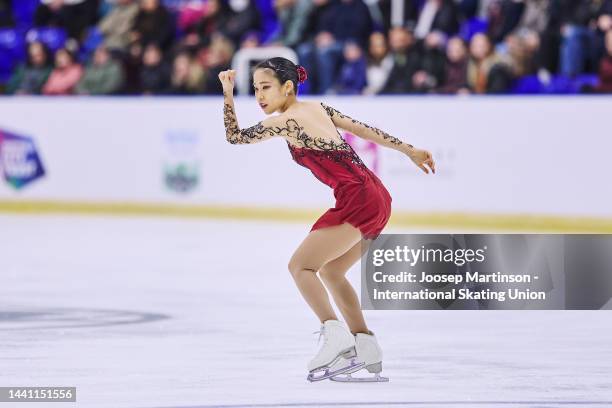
[253,68,293,114]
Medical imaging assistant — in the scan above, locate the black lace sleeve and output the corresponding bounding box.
[223,102,277,144]
[320,102,413,149]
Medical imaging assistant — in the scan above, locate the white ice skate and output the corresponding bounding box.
[306,320,365,382]
[329,331,389,382]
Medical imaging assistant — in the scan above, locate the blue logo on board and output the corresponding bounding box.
[0,129,46,190]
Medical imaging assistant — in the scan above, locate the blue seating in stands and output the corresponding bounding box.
[0,28,26,83]
[512,74,600,94]
[512,75,574,94]
[79,27,104,63]
[253,0,278,43]
[571,74,599,93]
[12,0,40,29]
[549,75,575,93]
[512,75,542,94]
[0,29,25,59]
[460,18,488,42]
[26,27,67,52]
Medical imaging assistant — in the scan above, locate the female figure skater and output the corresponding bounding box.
[218,58,435,382]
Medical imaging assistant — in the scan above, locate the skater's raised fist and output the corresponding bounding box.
[218,69,236,92]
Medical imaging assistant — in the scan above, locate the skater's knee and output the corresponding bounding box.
[318,266,345,284]
[288,257,318,278]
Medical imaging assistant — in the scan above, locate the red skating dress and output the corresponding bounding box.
[287,140,392,240]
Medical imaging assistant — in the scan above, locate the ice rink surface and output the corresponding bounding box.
[1,214,611,408]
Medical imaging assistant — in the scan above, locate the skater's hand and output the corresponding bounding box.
[406,147,435,174]
[218,69,236,93]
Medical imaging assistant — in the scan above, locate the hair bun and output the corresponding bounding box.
[296,65,308,84]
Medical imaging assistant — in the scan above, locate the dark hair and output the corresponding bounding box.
[26,41,50,68]
[254,57,303,95]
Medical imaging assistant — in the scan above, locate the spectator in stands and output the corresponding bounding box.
[42,47,83,95]
[375,0,419,34]
[379,25,420,94]
[524,29,544,74]
[97,0,140,53]
[267,0,313,48]
[35,0,99,41]
[220,0,261,48]
[327,0,375,49]
[526,1,559,76]
[550,0,594,77]
[456,0,479,21]
[593,0,612,67]
[414,0,459,39]
[175,0,207,33]
[596,29,612,92]
[412,30,447,93]
[239,30,260,49]
[301,0,332,36]
[5,41,53,95]
[466,32,509,93]
[503,32,539,78]
[169,51,205,94]
[297,0,373,94]
[189,0,233,48]
[2,0,609,96]
[334,40,367,94]
[203,33,234,94]
[294,0,334,93]
[438,35,468,93]
[515,0,550,34]
[122,41,143,94]
[507,1,549,78]
[130,0,174,50]
[363,31,393,95]
[486,0,526,44]
[476,0,498,18]
[76,45,124,95]
[140,43,170,94]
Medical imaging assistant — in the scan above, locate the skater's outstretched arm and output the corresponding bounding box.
[219,69,280,145]
[320,102,412,152]
[320,102,436,174]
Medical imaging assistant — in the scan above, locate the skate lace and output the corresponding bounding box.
[312,325,326,345]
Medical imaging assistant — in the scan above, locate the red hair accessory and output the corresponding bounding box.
[296,65,308,84]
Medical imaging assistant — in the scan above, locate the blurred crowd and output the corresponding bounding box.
[1,0,612,95]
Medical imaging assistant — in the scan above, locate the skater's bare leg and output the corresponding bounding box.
[318,240,372,335]
[288,223,362,323]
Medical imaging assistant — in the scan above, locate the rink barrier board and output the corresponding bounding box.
[1,96,612,217]
[1,200,612,233]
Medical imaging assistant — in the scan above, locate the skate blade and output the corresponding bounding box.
[306,346,357,380]
[330,372,390,382]
[307,359,365,382]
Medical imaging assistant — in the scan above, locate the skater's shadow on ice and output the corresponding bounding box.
[0,307,170,330]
